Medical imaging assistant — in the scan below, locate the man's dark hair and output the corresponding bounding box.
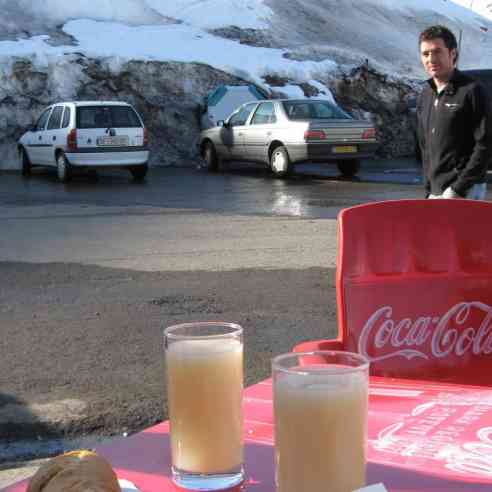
[419,25,459,63]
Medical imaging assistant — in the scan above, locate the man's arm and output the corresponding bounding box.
[452,84,492,197]
[416,94,430,197]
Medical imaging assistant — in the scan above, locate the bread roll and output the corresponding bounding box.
[27,450,121,492]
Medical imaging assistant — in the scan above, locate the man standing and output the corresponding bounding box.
[417,25,491,199]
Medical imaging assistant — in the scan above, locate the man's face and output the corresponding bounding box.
[420,38,456,80]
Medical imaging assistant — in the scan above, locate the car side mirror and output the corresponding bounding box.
[28,125,36,132]
[217,120,225,127]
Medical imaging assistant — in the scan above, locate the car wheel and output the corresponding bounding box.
[270,146,291,177]
[19,147,32,177]
[56,152,72,183]
[130,164,148,181]
[203,142,219,172]
[337,159,360,178]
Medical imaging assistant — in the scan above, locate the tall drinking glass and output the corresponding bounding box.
[272,351,369,492]
[164,322,244,491]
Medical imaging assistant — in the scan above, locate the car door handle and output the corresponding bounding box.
[38,135,42,140]
[238,132,243,136]
[52,136,56,141]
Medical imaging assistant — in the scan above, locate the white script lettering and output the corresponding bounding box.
[358,302,492,362]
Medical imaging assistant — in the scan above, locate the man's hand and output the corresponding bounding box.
[442,186,461,199]
[428,187,462,199]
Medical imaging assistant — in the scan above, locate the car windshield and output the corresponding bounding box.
[283,100,351,120]
[76,106,142,129]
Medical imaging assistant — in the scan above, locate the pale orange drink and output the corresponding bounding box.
[164,322,244,491]
[273,351,369,492]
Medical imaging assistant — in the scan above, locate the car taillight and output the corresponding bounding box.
[67,129,77,151]
[304,130,326,141]
[362,128,376,139]
[143,128,149,147]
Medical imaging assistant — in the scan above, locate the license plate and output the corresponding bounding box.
[333,145,357,154]
[96,135,129,146]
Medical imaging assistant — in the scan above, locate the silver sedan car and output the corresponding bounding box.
[199,99,378,177]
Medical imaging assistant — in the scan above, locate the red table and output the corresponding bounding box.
[4,376,492,491]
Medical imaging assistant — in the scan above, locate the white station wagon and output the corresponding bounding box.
[18,101,149,182]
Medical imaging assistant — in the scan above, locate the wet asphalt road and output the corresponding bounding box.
[0,156,458,483]
[0,158,425,272]
[0,157,424,220]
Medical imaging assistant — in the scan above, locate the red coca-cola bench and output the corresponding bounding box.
[290,199,492,489]
[294,199,492,387]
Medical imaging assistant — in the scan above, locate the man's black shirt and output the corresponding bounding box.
[417,69,492,197]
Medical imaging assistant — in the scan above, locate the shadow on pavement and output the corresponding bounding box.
[0,393,54,441]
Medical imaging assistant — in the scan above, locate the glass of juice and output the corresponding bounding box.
[272,351,369,492]
[164,322,244,491]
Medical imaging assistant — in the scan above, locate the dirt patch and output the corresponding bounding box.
[0,262,336,462]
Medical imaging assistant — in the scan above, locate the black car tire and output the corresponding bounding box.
[56,152,72,183]
[20,147,32,177]
[203,142,219,172]
[130,164,148,181]
[270,146,292,178]
[337,159,360,178]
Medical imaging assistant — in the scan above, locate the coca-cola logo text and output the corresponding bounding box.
[358,302,492,362]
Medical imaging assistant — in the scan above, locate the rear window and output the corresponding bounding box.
[76,105,142,129]
[283,101,351,120]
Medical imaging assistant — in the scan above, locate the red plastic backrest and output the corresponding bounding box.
[337,199,492,386]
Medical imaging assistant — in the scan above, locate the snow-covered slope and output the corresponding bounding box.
[453,0,492,21]
[0,0,490,85]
